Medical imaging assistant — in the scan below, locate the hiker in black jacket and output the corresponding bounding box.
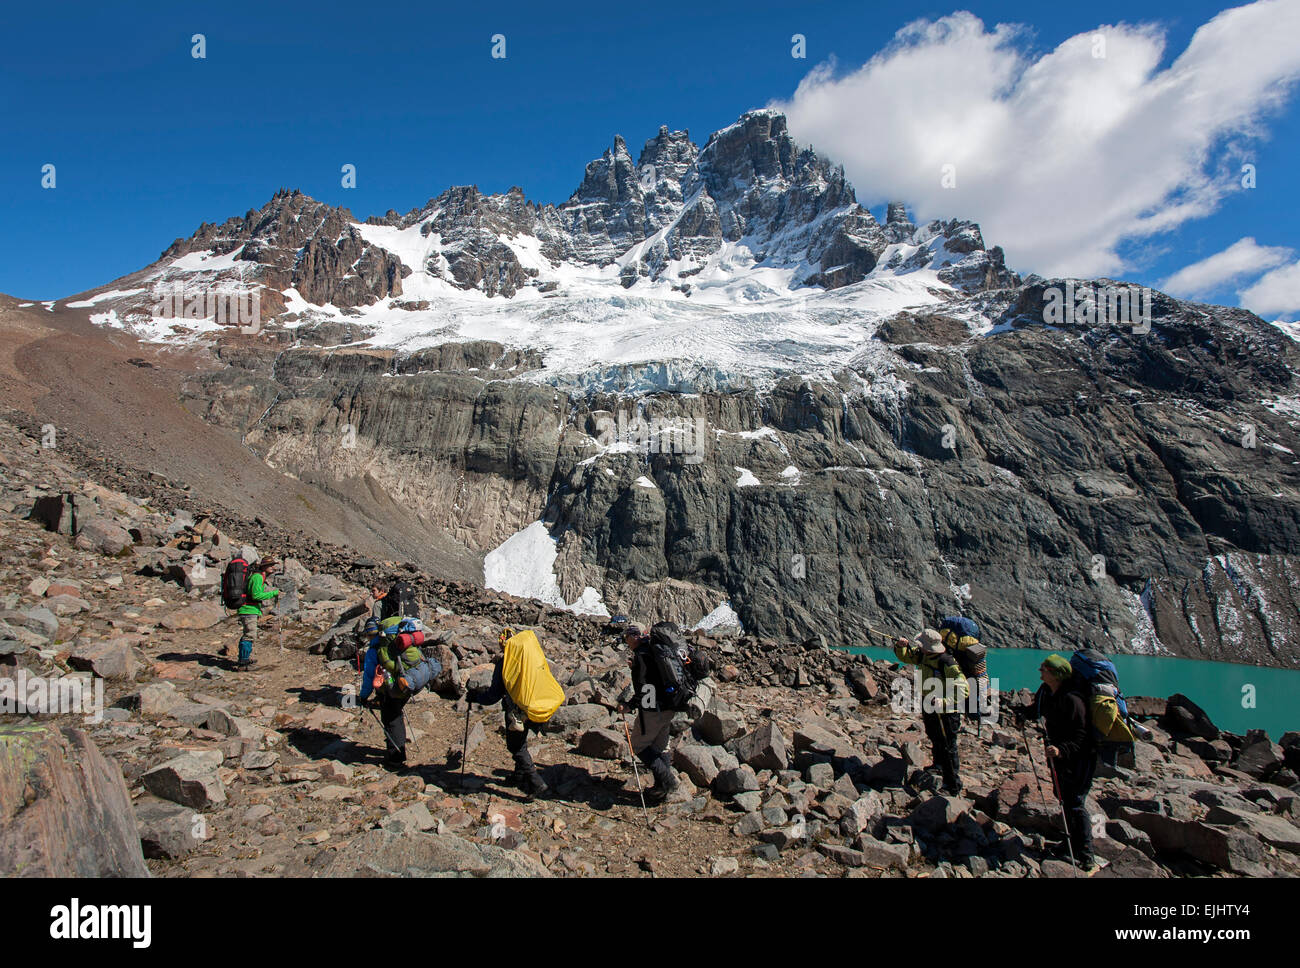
[1018,653,1098,871]
[617,625,711,803]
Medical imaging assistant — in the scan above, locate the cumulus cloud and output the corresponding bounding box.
[1162,237,1294,299]
[1240,260,1300,316]
[771,1,1300,278]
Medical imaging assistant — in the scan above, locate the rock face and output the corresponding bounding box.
[0,724,149,877]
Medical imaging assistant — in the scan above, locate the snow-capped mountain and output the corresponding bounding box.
[67,109,1015,386]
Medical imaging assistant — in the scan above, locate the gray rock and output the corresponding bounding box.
[141,750,226,810]
[908,795,974,835]
[74,516,133,556]
[0,724,150,877]
[714,765,760,796]
[576,727,624,760]
[697,698,745,745]
[673,745,721,788]
[68,638,141,681]
[319,827,549,877]
[135,798,210,859]
[734,720,788,772]
[380,801,437,833]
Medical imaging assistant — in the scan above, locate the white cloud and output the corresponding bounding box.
[1241,260,1300,316]
[1162,237,1294,298]
[772,2,1300,278]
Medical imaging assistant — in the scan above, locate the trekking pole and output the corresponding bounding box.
[459,703,471,789]
[866,626,899,645]
[366,704,403,756]
[1018,721,1051,805]
[1047,756,1078,868]
[621,712,651,828]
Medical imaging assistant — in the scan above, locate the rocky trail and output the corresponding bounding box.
[3,414,1300,879]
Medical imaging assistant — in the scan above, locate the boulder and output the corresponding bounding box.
[18,606,58,640]
[303,573,351,603]
[734,720,788,771]
[0,724,149,876]
[1234,736,1284,779]
[853,835,911,870]
[908,795,974,835]
[848,666,879,702]
[30,492,80,535]
[576,728,624,760]
[1204,804,1300,855]
[548,703,610,730]
[696,698,745,745]
[74,516,133,556]
[319,826,549,877]
[840,792,886,835]
[141,750,226,810]
[673,745,721,788]
[68,638,141,681]
[1160,694,1219,740]
[1121,810,1270,876]
[713,765,760,796]
[160,601,227,630]
[135,798,210,859]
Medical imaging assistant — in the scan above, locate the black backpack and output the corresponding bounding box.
[640,623,699,712]
[222,558,249,609]
[380,581,420,621]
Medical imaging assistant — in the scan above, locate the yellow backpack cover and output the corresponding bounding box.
[501,630,565,724]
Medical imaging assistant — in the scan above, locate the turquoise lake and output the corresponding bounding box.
[846,647,1300,742]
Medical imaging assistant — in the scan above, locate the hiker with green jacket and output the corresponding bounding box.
[895,628,968,793]
[235,557,280,670]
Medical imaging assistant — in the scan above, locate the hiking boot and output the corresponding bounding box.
[645,754,681,804]
[512,767,548,798]
[383,751,407,771]
[218,644,229,658]
[236,658,257,671]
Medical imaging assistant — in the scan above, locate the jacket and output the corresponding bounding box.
[894,643,969,713]
[237,571,279,616]
[1026,680,1095,762]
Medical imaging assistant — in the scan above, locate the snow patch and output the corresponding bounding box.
[734,467,760,487]
[692,601,744,634]
[483,521,609,617]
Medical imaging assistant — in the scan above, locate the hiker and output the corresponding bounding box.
[224,556,280,670]
[617,624,712,803]
[894,628,968,793]
[1016,654,1098,872]
[465,629,565,798]
[356,582,433,770]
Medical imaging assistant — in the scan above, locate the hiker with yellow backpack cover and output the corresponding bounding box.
[465,628,565,798]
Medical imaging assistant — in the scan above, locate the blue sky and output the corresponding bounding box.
[2,0,1298,313]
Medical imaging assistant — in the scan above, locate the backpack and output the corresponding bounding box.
[222,557,249,609]
[501,630,565,724]
[641,622,699,712]
[1070,649,1138,745]
[380,581,420,622]
[939,616,986,678]
[376,618,440,696]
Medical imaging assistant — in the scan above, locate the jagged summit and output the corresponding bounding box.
[78,109,1013,323]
